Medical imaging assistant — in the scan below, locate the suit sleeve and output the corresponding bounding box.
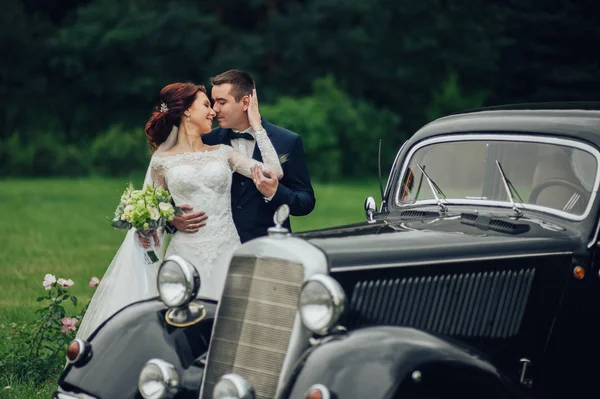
[268,135,316,216]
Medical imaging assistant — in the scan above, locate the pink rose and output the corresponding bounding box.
[57,278,74,288]
[89,276,100,288]
[61,317,78,334]
[42,274,56,290]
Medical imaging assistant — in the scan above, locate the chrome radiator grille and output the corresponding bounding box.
[202,256,304,399]
[348,268,535,338]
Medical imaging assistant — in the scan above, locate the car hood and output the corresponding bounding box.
[297,216,579,269]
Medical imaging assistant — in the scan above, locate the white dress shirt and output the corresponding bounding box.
[230,127,256,159]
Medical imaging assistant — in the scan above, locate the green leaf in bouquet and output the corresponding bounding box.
[174,206,183,216]
[70,296,78,307]
[111,219,131,229]
[36,296,46,302]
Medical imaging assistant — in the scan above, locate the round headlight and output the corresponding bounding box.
[213,374,255,399]
[138,359,179,399]
[65,338,91,365]
[299,274,345,335]
[157,255,199,307]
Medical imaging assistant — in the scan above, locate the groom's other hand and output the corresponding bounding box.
[171,204,208,233]
[251,165,278,198]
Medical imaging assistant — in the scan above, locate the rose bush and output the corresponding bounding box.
[0,275,98,383]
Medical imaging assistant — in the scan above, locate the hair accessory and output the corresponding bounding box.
[159,102,169,113]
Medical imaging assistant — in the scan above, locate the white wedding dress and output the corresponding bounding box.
[77,128,282,340]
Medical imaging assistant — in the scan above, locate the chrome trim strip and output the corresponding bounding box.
[54,388,97,399]
[382,140,408,211]
[393,134,600,222]
[589,219,600,249]
[331,251,573,272]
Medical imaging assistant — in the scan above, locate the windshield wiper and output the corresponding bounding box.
[495,160,525,218]
[416,164,448,214]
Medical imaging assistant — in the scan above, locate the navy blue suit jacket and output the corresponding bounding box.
[202,120,316,243]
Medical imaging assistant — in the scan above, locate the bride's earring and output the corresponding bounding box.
[183,113,192,136]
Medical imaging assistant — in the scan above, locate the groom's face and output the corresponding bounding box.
[211,83,249,131]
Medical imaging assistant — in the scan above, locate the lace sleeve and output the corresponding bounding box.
[224,129,284,179]
[150,158,167,190]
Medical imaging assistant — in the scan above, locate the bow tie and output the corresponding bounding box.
[228,131,254,141]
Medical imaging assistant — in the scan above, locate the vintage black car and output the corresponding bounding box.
[55,104,600,399]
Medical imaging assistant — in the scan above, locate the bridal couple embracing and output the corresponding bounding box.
[77,70,316,339]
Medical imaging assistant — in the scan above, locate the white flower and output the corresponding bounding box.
[89,276,100,288]
[57,278,74,288]
[158,202,171,212]
[123,204,134,215]
[149,207,160,221]
[42,274,56,290]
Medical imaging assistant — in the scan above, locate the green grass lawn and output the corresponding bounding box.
[0,177,379,397]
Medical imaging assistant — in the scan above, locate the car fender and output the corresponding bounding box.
[285,326,530,399]
[58,297,217,398]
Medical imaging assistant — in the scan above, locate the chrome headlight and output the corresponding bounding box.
[157,255,199,307]
[299,274,345,335]
[212,374,255,399]
[138,359,179,399]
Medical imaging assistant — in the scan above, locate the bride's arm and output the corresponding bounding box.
[225,130,283,179]
[225,89,283,179]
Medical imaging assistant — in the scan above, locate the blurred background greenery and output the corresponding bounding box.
[1,0,599,180]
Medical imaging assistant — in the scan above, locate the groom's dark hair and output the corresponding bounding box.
[210,70,255,102]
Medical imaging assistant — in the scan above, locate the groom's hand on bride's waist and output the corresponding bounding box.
[171,204,208,233]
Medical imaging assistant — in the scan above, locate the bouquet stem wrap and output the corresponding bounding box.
[138,231,160,265]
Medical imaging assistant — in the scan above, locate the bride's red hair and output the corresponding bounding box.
[145,82,206,152]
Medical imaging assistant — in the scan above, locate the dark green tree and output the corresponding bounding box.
[490,0,600,104]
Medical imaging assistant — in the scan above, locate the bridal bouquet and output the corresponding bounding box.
[111,183,181,264]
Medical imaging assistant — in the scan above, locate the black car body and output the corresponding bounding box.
[56,104,600,399]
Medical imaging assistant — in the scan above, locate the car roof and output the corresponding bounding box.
[411,103,600,147]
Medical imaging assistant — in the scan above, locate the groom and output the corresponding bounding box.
[170,69,316,242]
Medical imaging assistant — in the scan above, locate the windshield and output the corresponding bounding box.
[396,136,599,218]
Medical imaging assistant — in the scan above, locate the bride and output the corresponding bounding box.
[77,82,282,339]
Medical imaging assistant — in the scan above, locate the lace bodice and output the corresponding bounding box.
[150,129,283,201]
[147,129,282,298]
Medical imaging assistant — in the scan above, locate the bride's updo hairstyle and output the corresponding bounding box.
[145,82,206,152]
